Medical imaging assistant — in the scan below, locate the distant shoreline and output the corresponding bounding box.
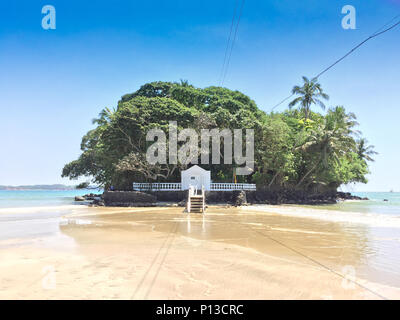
[0,184,99,191]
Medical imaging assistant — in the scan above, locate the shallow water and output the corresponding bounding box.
[56,206,400,289]
[312,192,400,216]
[1,190,400,293]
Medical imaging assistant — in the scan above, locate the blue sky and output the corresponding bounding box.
[0,0,399,191]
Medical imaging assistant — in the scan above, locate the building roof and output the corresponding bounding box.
[181,165,209,173]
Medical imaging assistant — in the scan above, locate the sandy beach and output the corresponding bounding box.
[1,205,400,300]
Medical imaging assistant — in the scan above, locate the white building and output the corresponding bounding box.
[133,165,256,191]
[181,165,211,190]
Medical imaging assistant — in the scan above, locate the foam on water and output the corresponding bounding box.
[245,203,400,228]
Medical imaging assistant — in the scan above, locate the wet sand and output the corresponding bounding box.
[1,205,400,299]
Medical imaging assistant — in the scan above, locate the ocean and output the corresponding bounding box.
[0,189,103,209]
[328,192,400,216]
[287,192,400,228]
[0,190,399,216]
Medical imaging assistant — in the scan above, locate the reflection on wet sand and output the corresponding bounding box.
[1,205,399,299]
[63,207,370,269]
[61,206,400,296]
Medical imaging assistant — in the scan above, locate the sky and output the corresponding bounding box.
[0,0,399,191]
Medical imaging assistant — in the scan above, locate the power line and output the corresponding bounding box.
[221,0,245,86]
[270,15,400,112]
[229,214,388,300]
[372,13,400,35]
[219,0,238,85]
[270,93,295,112]
[252,227,388,300]
[314,18,400,79]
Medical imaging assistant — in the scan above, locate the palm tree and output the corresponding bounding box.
[357,138,377,162]
[325,106,359,136]
[179,79,190,87]
[289,76,329,119]
[296,107,356,187]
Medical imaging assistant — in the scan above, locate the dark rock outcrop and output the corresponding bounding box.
[103,191,156,207]
[234,191,247,206]
[245,190,368,205]
[147,190,187,202]
[336,192,369,201]
[83,193,101,201]
[99,189,368,207]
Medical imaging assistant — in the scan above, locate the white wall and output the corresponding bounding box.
[181,166,211,190]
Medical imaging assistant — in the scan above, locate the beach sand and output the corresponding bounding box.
[1,205,399,300]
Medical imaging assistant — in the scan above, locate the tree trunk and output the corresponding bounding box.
[268,171,280,188]
[296,160,320,188]
[304,102,310,120]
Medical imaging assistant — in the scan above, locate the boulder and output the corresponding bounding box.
[234,191,247,206]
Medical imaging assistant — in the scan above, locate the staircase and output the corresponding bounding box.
[187,186,206,213]
[189,196,204,213]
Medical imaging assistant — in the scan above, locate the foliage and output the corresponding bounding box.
[75,182,90,189]
[62,80,376,191]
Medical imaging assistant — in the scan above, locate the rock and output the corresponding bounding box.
[103,191,156,206]
[92,198,105,206]
[81,193,102,201]
[234,191,247,206]
[147,190,187,202]
[74,196,85,201]
[178,200,186,207]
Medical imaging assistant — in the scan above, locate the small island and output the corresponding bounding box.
[63,79,375,207]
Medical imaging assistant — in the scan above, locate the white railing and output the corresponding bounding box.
[187,185,195,213]
[210,183,256,191]
[133,182,256,191]
[202,185,205,213]
[133,182,182,191]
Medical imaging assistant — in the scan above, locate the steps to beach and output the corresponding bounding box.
[189,196,204,213]
[187,186,206,214]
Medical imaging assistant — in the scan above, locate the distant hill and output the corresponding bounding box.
[0,184,77,191]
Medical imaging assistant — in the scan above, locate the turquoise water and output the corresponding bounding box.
[0,190,398,217]
[0,189,103,208]
[321,192,400,216]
